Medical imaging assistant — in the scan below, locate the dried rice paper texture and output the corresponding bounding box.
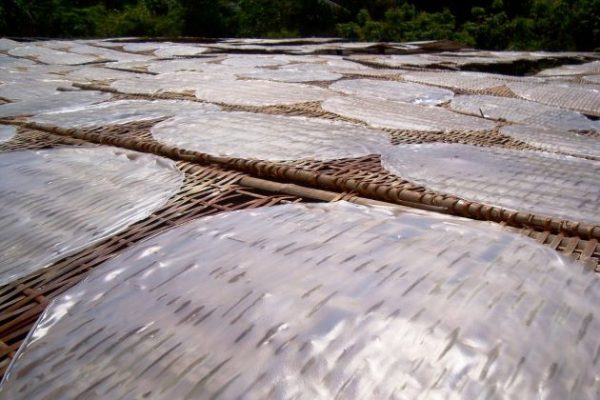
[2,202,599,399]
[122,42,163,53]
[146,58,229,74]
[450,95,599,131]
[237,64,342,82]
[60,43,153,63]
[348,54,442,68]
[0,147,183,285]
[154,45,208,58]
[0,125,16,143]
[330,79,454,105]
[0,61,76,82]
[65,66,143,82]
[0,91,111,118]
[111,72,219,95]
[8,45,99,65]
[583,75,600,84]
[537,61,600,77]
[0,55,36,72]
[105,60,152,72]
[381,143,600,224]
[324,59,402,77]
[322,96,496,132]
[507,81,600,116]
[220,54,293,67]
[500,124,600,159]
[194,79,333,106]
[401,71,542,92]
[0,38,20,51]
[151,111,390,161]
[31,100,219,128]
[0,81,74,102]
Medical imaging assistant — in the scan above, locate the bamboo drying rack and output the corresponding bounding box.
[1,105,599,380]
[14,114,599,242]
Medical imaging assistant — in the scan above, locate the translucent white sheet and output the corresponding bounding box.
[507,81,600,116]
[0,38,20,51]
[324,58,371,70]
[221,54,291,67]
[322,96,496,132]
[8,45,99,65]
[500,124,600,159]
[65,66,143,82]
[64,43,153,62]
[194,79,334,106]
[348,54,438,68]
[0,125,16,143]
[450,95,599,131]
[584,75,600,84]
[111,72,217,95]
[150,111,390,160]
[0,81,72,101]
[154,45,208,58]
[0,90,111,117]
[324,59,402,77]
[350,53,544,69]
[0,55,36,71]
[537,61,600,76]
[0,62,74,83]
[402,71,542,92]
[31,99,219,128]
[105,60,152,72]
[381,143,600,224]
[146,58,229,74]
[122,42,163,53]
[237,64,342,82]
[0,146,183,285]
[2,202,599,399]
[330,79,454,105]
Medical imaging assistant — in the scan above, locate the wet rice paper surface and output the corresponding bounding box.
[150,111,391,161]
[2,202,599,399]
[381,143,600,224]
[0,147,183,285]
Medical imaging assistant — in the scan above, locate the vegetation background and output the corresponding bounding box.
[0,0,598,50]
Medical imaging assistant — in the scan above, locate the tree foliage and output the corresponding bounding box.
[0,0,598,50]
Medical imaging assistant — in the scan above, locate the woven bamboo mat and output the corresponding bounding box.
[16,117,600,241]
[0,127,598,381]
[0,125,89,152]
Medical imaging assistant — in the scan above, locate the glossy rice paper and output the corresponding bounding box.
[2,202,599,399]
[0,147,183,284]
[322,96,496,132]
[381,143,600,224]
[150,111,391,161]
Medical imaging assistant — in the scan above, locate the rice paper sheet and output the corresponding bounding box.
[151,111,391,161]
[381,143,600,224]
[322,96,496,132]
[2,202,599,399]
[0,147,183,285]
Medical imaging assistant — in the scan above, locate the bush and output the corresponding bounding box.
[0,0,597,50]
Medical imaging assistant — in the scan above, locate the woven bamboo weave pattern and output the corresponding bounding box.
[20,119,600,240]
